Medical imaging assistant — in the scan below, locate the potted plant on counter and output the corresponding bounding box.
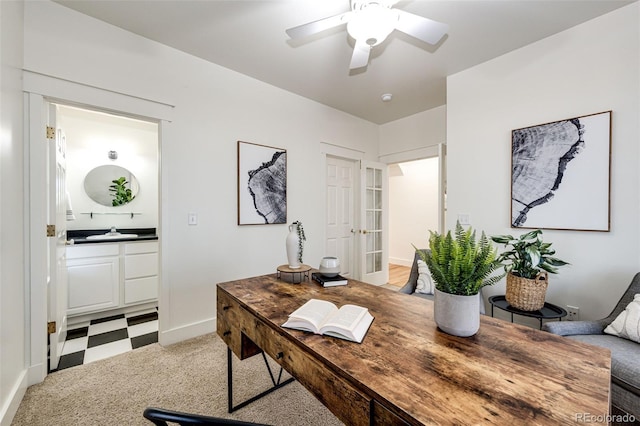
[419,222,504,337]
[491,229,569,311]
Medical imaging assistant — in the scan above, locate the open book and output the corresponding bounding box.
[282,299,374,343]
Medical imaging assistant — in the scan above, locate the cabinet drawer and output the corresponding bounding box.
[125,241,158,255]
[125,253,158,279]
[67,244,119,259]
[124,276,158,304]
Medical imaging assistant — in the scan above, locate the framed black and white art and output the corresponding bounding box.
[237,141,287,225]
[510,111,611,231]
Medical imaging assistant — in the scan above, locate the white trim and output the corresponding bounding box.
[319,141,365,160]
[26,93,48,385]
[159,318,216,347]
[378,145,440,164]
[23,71,174,122]
[0,369,28,426]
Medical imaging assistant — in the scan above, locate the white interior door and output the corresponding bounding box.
[47,103,68,370]
[359,161,389,285]
[325,156,356,278]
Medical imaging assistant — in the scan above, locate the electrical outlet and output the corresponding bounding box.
[567,305,580,321]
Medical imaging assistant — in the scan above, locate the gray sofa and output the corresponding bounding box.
[543,272,640,420]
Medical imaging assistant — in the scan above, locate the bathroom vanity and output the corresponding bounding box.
[66,229,158,319]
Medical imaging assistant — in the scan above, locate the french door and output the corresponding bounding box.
[359,161,388,285]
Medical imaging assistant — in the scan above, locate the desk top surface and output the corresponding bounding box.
[218,275,611,425]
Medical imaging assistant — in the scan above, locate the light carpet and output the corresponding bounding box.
[11,333,343,426]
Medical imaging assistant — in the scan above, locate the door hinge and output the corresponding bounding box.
[46,126,56,139]
[47,321,56,334]
[47,224,55,237]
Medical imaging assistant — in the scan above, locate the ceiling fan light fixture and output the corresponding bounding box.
[346,5,397,47]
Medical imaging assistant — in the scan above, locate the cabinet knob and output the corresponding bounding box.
[223,331,231,337]
[276,352,284,359]
[223,305,231,311]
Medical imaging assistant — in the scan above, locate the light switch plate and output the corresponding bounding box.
[188,213,197,225]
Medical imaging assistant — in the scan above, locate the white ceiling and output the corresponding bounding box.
[54,0,635,124]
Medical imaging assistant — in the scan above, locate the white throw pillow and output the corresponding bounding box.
[414,259,434,294]
[604,294,640,343]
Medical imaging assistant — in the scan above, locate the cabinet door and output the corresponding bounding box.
[67,257,120,315]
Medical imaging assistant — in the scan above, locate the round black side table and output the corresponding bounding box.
[488,295,567,329]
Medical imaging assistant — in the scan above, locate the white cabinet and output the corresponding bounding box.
[67,244,120,316]
[124,242,158,304]
[66,241,158,316]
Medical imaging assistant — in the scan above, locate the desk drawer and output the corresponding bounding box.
[238,310,371,426]
[216,289,261,359]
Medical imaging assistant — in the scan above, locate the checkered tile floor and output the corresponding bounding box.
[52,308,158,372]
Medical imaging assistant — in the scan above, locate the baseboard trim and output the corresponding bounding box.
[0,369,28,426]
[159,317,216,346]
[389,257,412,267]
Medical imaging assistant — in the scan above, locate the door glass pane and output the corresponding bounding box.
[366,233,374,251]
[375,169,382,188]
[366,253,374,273]
[366,211,374,229]
[374,252,382,272]
[374,231,381,251]
[366,189,374,209]
[366,168,374,187]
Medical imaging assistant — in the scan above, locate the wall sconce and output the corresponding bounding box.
[108,150,118,160]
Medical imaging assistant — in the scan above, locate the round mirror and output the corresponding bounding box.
[84,165,139,207]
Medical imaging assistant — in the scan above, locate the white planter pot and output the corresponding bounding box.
[433,288,480,337]
[286,225,301,269]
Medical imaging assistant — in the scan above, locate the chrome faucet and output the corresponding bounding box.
[109,226,117,234]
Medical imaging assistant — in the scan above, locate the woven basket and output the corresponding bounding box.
[505,272,548,311]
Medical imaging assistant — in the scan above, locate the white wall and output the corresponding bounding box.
[389,158,439,266]
[446,3,639,321]
[0,1,27,424]
[59,105,159,230]
[23,1,379,346]
[379,105,446,160]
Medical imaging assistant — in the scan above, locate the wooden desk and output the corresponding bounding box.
[217,275,611,425]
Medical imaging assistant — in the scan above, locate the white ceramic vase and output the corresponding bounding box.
[319,256,340,277]
[286,224,301,269]
[433,288,480,337]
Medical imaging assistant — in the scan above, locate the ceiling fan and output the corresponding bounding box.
[286,0,449,70]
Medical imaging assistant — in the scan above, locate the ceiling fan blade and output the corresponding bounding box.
[349,39,371,70]
[286,11,353,39]
[394,9,449,45]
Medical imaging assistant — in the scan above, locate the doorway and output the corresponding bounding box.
[54,104,160,371]
[387,155,443,288]
[25,76,171,384]
[324,155,389,285]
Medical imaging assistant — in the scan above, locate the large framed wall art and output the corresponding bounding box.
[511,111,611,231]
[237,141,287,225]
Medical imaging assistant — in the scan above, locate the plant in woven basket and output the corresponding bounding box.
[491,230,569,311]
[418,221,505,296]
[490,230,569,279]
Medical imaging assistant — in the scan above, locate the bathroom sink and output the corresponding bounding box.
[86,233,138,240]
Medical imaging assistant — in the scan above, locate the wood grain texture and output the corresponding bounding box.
[217,274,611,425]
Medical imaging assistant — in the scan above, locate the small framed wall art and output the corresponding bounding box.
[510,110,611,231]
[237,141,287,225]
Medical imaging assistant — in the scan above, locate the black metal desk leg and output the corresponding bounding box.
[226,347,295,413]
